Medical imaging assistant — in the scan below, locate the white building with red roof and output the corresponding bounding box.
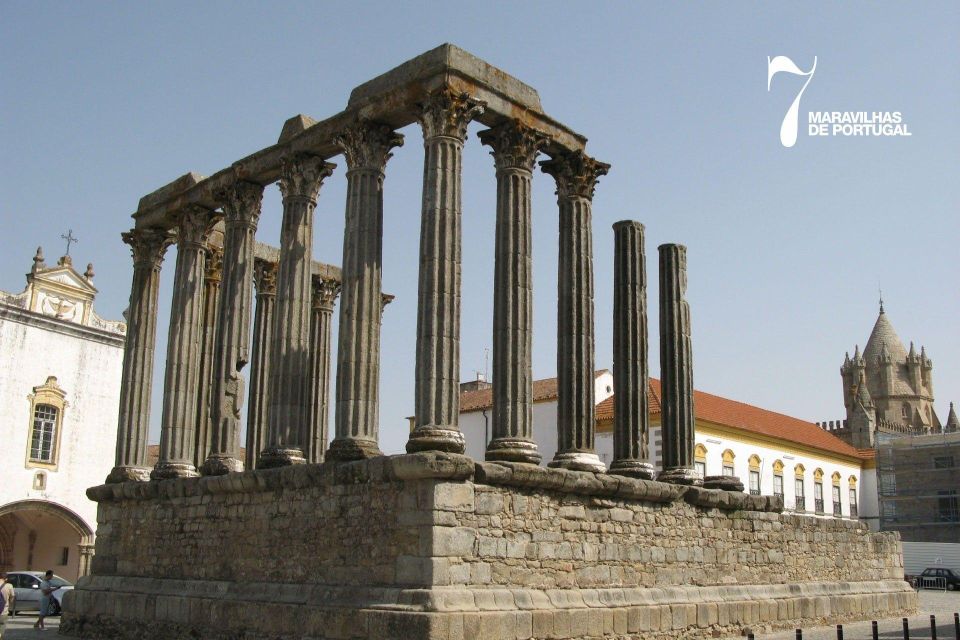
[458,370,879,529]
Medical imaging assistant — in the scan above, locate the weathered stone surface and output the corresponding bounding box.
[658,243,699,486]
[260,154,335,468]
[203,180,264,475]
[480,121,548,466]
[542,151,609,473]
[609,221,655,480]
[702,474,746,492]
[107,228,174,483]
[244,259,276,470]
[152,206,220,480]
[408,89,483,456]
[328,121,403,462]
[70,457,914,639]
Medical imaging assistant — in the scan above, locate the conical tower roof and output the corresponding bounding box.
[947,403,959,432]
[864,308,907,365]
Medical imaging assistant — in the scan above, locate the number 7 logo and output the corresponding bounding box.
[767,56,817,148]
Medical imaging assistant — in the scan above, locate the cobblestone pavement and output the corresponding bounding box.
[1,613,60,639]
[758,590,960,640]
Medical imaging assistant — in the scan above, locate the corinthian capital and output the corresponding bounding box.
[311,276,342,311]
[540,151,610,200]
[418,89,485,142]
[278,153,336,203]
[122,228,175,268]
[218,180,265,227]
[478,121,550,172]
[205,247,224,282]
[335,120,404,173]
[253,259,278,295]
[176,205,219,249]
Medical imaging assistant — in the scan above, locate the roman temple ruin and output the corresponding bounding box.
[63,45,915,640]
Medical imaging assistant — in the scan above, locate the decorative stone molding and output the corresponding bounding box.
[417,88,485,141]
[539,150,610,200]
[478,121,550,172]
[122,228,175,269]
[311,277,341,312]
[277,153,335,203]
[335,120,404,173]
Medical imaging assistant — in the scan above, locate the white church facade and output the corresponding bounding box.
[0,247,125,581]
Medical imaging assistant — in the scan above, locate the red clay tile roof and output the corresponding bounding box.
[500,376,869,460]
[460,370,609,412]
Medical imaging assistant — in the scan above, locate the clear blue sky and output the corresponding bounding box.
[2,2,957,454]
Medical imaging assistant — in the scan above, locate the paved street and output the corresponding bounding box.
[1,613,59,639]
[758,591,960,640]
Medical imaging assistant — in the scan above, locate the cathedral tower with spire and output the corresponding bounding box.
[835,301,948,447]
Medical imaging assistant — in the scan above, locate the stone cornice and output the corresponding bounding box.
[130,45,589,231]
[87,451,782,514]
[0,302,126,347]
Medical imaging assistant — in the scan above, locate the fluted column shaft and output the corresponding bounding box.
[259,155,335,468]
[245,259,276,470]
[329,121,403,462]
[202,181,264,475]
[542,152,609,473]
[106,229,173,483]
[479,122,549,464]
[408,89,484,454]
[193,247,222,469]
[307,277,340,463]
[152,206,218,479]
[609,221,655,479]
[657,243,700,485]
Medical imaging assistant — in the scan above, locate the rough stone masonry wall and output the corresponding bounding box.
[62,453,915,640]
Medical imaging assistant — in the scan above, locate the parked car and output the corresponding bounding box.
[5,571,73,615]
[917,567,960,591]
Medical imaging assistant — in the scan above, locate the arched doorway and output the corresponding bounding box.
[0,500,94,582]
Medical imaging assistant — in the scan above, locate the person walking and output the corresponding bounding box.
[34,570,59,631]
[0,572,15,640]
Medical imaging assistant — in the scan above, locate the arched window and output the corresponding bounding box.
[813,468,825,514]
[748,455,762,495]
[794,464,806,511]
[831,472,842,517]
[721,449,736,477]
[694,444,707,478]
[902,404,909,420]
[26,377,67,469]
[848,476,859,518]
[772,460,784,498]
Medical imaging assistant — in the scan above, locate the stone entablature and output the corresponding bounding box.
[63,453,914,640]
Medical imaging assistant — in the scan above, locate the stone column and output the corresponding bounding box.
[152,206,218,480]
[478,121,549,464]
[328,121,403,462]
[202,181,264,475]
[259,155,335,468]
[542,151,609,473]
[407,89,484,455]
[245,259,277,471]
[106,228,174,483]
[193,246,222,470]
[657,243,700,485]
[307,276,340,463]
[609,221,655,479]
[77,544,95,577]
